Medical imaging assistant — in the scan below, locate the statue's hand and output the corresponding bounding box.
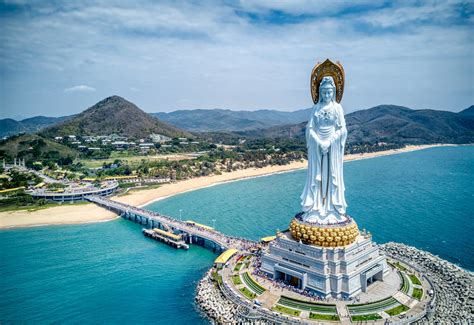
[320,140,330,154]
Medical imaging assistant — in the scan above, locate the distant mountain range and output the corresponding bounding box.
[1,96,473,146]
[40,96,191,139]
[1,106,311,138]
[152,108,310,132]
[0,115,73,138]
[240,105,474,144]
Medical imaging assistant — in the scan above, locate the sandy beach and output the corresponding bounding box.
[0,144,456,229]
[0,205,118,229]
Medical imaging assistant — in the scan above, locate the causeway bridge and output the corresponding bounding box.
[86,196,255,253]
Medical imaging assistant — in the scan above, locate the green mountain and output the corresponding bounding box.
[41,96,191,139]
[0,116,73,138]
[238,105,474,145]
[2,102,472,145]
[0,134,79,162]
[152,108,310,132]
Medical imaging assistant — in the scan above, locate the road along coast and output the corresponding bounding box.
[0,144,458,229]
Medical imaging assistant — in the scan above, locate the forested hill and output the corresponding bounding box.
[152,108,310,132]
[40,96,191,139]
[0,115,73,138]
[2,102,473,145]
[237,105,474,145]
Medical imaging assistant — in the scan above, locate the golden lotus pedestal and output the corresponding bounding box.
[289,218,359,248]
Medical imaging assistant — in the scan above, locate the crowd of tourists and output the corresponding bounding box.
[249,255,355,302]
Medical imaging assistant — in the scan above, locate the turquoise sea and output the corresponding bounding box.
[1,146,473,323]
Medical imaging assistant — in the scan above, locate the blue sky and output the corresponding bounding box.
[0,0,472,119]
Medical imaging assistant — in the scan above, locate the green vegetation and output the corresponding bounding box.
[412,288,423,300]
[400,272,410,294]
[278,296,337,313]
[0,170,58,212]
[77,154,192,169]
[241,272,266,295]
[394,262,407,271]
[234,263,243,272]
[348,297,399,314]
[309,313,340,321]
[232,275,242,286]
[118,182,137,189]
[0,169,42,190]
[409,274,422,285]
[351,314,382,321]
[211,271,222,286]
[239,287,256,299]
[385,304,409,316]
[0,134,78,164]
[271,305,301,317]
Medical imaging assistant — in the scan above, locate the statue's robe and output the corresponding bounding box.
[300,101,347,222]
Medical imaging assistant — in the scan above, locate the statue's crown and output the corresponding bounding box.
[310,59,345,103]
[320,76,335,88]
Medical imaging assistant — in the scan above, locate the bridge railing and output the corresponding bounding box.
[87,195,249,249]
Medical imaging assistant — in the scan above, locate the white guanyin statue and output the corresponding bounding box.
[301,59,348,224]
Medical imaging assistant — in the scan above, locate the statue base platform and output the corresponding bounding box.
[260,217,388,298]
[289,215,359,247]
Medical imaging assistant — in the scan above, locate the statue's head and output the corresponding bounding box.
[319,76,336,103]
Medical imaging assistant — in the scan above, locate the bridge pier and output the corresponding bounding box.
[86,196,246,254]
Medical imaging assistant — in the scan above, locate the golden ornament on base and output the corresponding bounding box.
[289,218,359,247]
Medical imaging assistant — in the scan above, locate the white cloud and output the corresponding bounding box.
[64,85,96,93]
[0,1,472,118]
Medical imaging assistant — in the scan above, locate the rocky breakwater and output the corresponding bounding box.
[381,242,474,323]
[195,270,239,324]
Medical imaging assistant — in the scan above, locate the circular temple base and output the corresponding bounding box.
[289,215,359,247]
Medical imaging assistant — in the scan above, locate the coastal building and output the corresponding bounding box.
[150,133,171,143]
[28,181,118,202]
[139,143,155,153]
[112,141,130,150]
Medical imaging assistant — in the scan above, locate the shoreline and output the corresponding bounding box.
[0,143,459,229]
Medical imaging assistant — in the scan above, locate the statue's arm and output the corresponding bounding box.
[331,104,347,146]
[307,109,321,146]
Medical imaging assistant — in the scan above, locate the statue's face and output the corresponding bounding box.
[321,87,334,103]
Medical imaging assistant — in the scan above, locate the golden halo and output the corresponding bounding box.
[310,59,345,104]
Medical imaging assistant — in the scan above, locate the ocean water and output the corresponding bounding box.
[1,146,472,323]
[148,146,474,270]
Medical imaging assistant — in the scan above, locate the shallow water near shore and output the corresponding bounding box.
[1,146,472,323]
